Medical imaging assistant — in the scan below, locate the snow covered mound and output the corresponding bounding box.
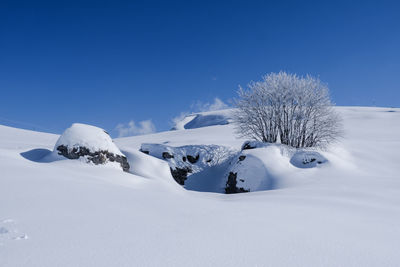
[140,143,236,185]
[141,140,329,193]
[224,153,266,193]
[54,123,130,171]
[290,151,327,168]
[224,143,279,193]
[223,141,329,193]
[172,109,233,130]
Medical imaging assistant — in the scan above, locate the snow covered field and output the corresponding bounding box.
[1,106,400,266]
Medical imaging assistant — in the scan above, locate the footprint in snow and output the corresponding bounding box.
[0,219,28,243]
[13,234,29,240]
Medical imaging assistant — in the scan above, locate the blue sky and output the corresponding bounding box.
[0,1,399,136]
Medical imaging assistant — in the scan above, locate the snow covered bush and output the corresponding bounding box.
[234,71,342,148]
[54,123,130,171]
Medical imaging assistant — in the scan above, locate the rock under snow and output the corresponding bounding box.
[54,123,130,171]
[140,143,236,185]
[290,150,327,168]
[223,150,273,193]
[241,140,259,150]
[225,141,329,193]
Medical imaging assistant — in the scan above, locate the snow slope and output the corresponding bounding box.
[1,106,400,266]
[171,109,233,130]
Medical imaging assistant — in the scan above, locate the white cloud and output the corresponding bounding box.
[115,119,156,137]
[208,98,229,111]
[171,112,189,126]
[191,97,229,112]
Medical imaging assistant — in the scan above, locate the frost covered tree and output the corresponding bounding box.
[234,72,342,148]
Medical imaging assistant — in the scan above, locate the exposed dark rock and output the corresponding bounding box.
[206,159,212,163]
[139,149,149,155]
[56,145,130,172]
[238,155,246,161]
[242,141,256,150]
[187,154,199,164]
[303,158,316,164]
[182,156,186,162]
[225,172,249,194]
[170,167,192,185]
[162,152,174,159]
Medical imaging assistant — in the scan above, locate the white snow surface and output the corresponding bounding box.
[1,106,400,266]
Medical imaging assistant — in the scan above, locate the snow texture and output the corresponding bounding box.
[1,107,400,267]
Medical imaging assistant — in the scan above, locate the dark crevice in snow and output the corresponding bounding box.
[225,172,250,194]
[56,145,130,172]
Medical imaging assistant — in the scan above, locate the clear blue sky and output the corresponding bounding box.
[1,1,399,136]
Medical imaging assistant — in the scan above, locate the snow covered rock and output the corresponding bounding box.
[140,143,235,185]
[140,140,328,193]
[241,140,273,150]
[54,123,130,171]
[223,151,272,193]
[290,150,327,168]
[241,140,259,150]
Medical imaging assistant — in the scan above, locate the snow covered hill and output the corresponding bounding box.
[1,106,400,266]
[171,109,233,130]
